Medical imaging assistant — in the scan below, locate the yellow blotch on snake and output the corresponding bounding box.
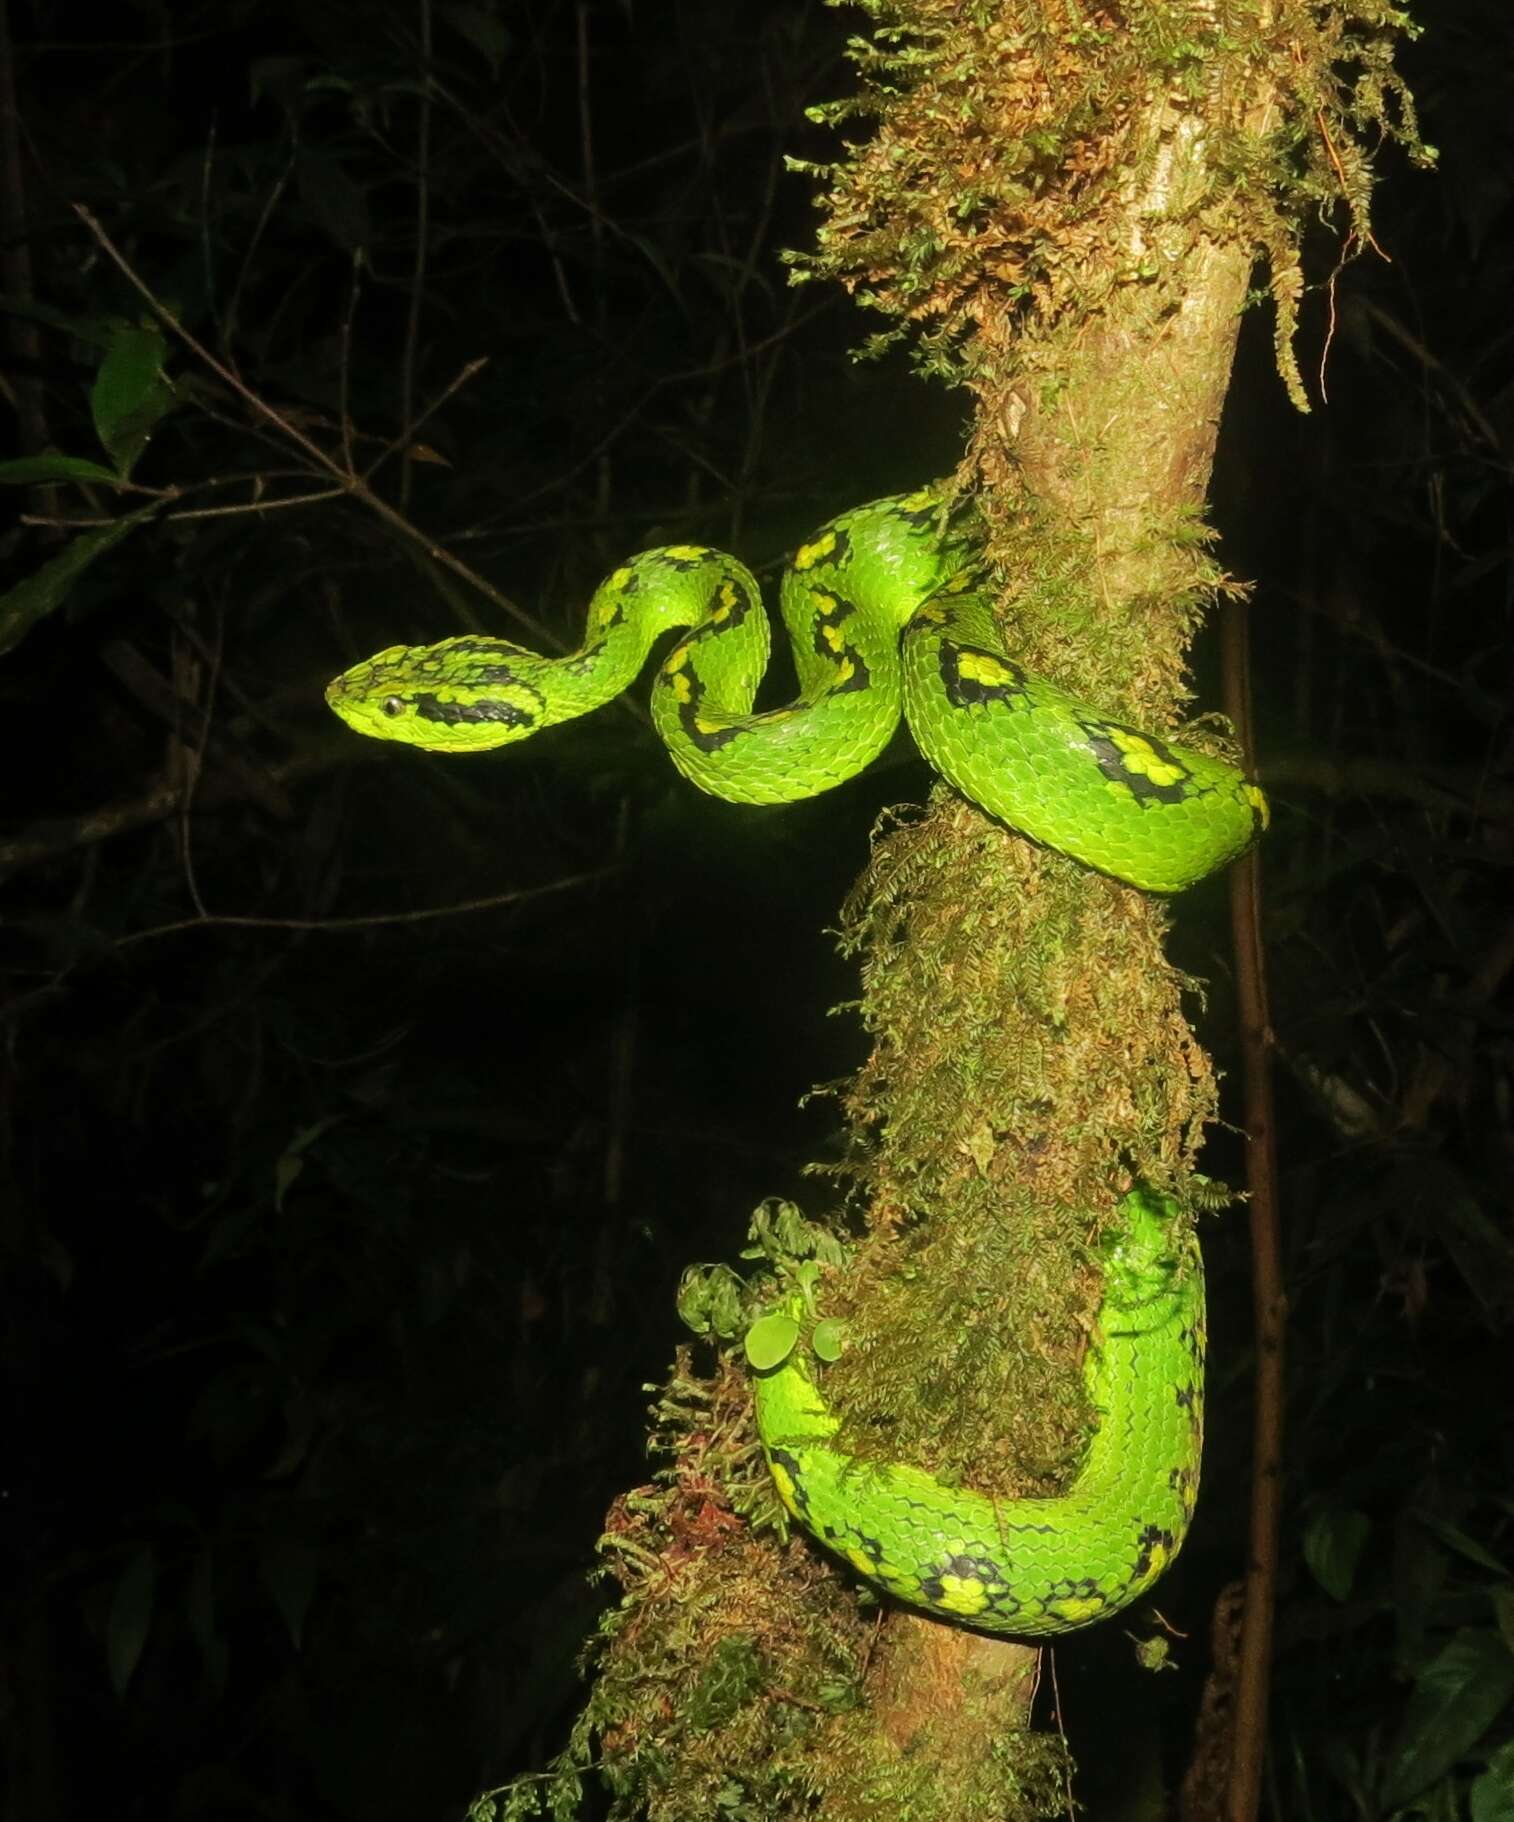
[1106,726,1188,789]
[954,650,1023,692]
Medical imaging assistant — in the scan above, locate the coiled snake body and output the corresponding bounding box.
[756,1190,1204,1636]
[328,490,1260,1634]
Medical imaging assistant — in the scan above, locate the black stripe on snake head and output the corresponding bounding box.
[412,691,540,729]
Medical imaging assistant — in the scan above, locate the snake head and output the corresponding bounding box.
[325,636,545,752]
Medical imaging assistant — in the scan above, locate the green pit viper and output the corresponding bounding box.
[327,488,1258,1635]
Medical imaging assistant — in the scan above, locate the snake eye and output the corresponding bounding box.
[381,696,405,718]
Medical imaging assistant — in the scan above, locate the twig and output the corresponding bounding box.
[0,737,349,881]
[602,796,638,1206]
[95,635,293,820]
[1261,751,1514,820]
[2,868,621,1033]
[172,599,224,918]
[339,249,361,475]
[399,0,433,510]
[577,0,611,518]
[111,865,620,950]
[22,484,347,529]
[360,356,488,485]
[224,142,298,354]
[1220,592,1285,1822]
[0,0,47,462]
[69,203,565,650]
[1352,293,1503,454]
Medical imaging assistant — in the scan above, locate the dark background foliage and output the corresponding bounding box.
[1,2,1510,1819]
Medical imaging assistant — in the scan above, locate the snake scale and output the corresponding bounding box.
[327,489,1261,1635]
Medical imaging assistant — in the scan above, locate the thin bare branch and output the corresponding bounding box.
[112,865,621,950]
[70,203,564,649]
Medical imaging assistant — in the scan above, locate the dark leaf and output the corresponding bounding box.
[106,1548,157,1697]
[0,506,157,658]
[1378,1629,1514,1812]
[91,323,175,476]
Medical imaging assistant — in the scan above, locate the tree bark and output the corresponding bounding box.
[824,80,1263,1801]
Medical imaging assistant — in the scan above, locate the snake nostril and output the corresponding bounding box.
[382,696,405,717]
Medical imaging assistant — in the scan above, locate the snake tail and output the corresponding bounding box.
[752,1190,1205,1637]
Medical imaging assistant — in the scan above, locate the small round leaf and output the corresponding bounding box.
[811,1318,847,1362]
[744,1313,799,1371]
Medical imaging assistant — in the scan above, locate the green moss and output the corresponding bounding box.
[790,0,1432,408]
[800,798,1217,1491]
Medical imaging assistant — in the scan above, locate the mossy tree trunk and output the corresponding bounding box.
[517,7,1423,1821]
[815,49,1264,1783]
